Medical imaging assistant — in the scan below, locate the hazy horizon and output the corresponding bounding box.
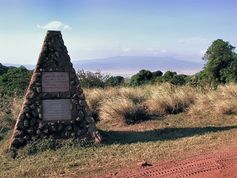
[0,0,236,67]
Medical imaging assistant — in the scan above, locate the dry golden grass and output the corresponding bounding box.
[188,84,237,117]
[11,97,23,119]
[99,97,147,125]
[1,84,237,177]
[84,86,147,123]
[84,83,237,124]
[143,84,197,115]
[85,83,199,124]
[9,83,237,125]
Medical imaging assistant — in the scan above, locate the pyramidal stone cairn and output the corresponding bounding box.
[10,31,101,149]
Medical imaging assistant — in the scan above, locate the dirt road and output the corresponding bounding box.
[99,148,237,178]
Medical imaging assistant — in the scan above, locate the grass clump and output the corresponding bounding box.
[99,97,148,125]
[143,84,196,116]
[0,96,16,140]
[85,83,198,125]
[188,84,237,117]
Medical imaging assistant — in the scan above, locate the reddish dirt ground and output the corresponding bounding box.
[98,148,237,178]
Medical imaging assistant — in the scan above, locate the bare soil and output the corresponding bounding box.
[98,147,237,178]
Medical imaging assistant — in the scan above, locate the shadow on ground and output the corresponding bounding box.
[99,125,237,145]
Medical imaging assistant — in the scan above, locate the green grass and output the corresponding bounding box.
[0,113,237,178]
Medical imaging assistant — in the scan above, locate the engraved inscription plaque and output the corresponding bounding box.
[42,72,69,92]
[42,99,71,121]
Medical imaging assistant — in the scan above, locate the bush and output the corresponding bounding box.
[152,70,163,78]
[130,69,153,86]
[77,70,110,88]
[162,71,189,85]
[0,66,31,96]
[105,76,124,87]
[0,63,9,75]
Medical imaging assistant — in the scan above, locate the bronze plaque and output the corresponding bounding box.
[42,72,69,92]
[42,99,71,121]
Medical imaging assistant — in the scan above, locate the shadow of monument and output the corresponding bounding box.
[100,125,237,145]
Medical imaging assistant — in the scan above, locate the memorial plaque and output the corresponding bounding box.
[42,72,69,92]
[42,99,71,121]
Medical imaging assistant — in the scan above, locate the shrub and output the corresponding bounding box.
[105,76,124,87]
[77,70,110,88]
[162,71,189,85]
[0,66,31,96]
[130,69,153,86]
[0,63,9,75]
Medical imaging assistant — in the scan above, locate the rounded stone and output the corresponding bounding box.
[36,129,41,135]
[23,119,30,128]
[27,129,34,135]
[38,113,42,119]
[55,51,60,57]
[57,125,63,132]
[30,118,36,127]
[76,130,82,137]
[38,122,44,129]
[43,129,49,134]
[78,111,84,118]
[25,113,31,119]
[50,126,57,132]
[24,135,31,141]
[64,131,70,137]
[79,100,86,106]
[16,120,24,130]
[37,106,42,113]
[79,93,85,100]
[11,138,21,148]
[30,104,36,110]
[86,117,95,123]
[23,106,30,113]
[32,111,38,118]
[18,137,26,145]
[71,132,75,137]
[66,125,72,131]
[36,87,41,93]
[14,130,24,138]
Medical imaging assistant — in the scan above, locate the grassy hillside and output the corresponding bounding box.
[0,84,237,177]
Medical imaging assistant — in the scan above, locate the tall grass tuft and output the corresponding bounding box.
[143,84,197,116]
[188,84,237,117]
[84,83,199,125]
[99,97,148,125]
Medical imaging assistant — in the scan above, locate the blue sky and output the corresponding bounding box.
[0,0,236,64]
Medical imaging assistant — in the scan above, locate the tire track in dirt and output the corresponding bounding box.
[99,148,237,178]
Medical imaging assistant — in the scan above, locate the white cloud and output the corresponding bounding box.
[37,21,72,31]
[147,48,167,55]
[123,48,132,53]
[179,37,208,44]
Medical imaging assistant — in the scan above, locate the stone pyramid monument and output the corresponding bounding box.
[10,31,101,149]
